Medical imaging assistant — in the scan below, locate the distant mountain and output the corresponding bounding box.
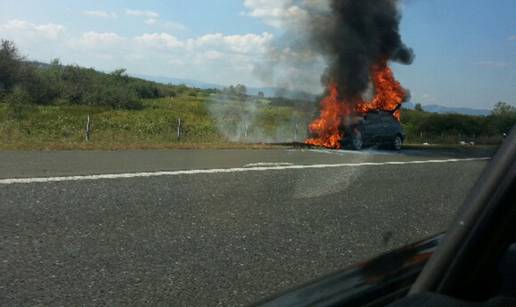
[27,61,52,69]
[135,74,492,116]
[133,74,315,99]
[133,74,224,90]
[422,104,491,116]
[403,102,490,116]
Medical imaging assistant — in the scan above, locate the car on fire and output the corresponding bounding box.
[341,108,405,151]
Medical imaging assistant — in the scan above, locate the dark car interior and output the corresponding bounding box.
[398,126,516,306]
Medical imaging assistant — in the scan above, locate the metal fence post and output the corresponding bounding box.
[294,123,298,142]
[177,117,181,141]
[85,113,91,142]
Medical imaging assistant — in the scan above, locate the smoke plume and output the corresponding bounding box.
[311,0,414,100]
[256,0,413,100]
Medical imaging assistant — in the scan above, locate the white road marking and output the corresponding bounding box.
[244,162,295,168]
[0,157,490,185]
[291,148,399,156]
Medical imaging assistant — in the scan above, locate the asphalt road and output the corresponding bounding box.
[0,148,492,306]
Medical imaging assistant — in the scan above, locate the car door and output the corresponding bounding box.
[379,113,397,142]
[362,111,382,142]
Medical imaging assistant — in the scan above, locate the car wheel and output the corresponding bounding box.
[392,135,402,151]
[351,130,363,150]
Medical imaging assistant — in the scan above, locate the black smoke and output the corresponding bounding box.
[309,0,414,100]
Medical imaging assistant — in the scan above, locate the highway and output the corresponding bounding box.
[0,148,491,306]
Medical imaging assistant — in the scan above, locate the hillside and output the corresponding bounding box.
[1,40,515,149]
[403,102,490,116]
[135,74,317,99]
[29,59,496,117]
[136,75,494,116]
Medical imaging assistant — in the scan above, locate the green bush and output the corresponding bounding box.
[0,40,208,110]
[5,86,33,120]
[400,108,515,144]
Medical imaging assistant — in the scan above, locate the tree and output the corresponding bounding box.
[414,103,424,112]
[0,40,23,95]
[0,40,201,109]
[234,84,247,97]
[489,101,516,135]
[6,86,33,119]
[491,101,516,116]
[176,84,189,95]
[257,91,265,98]
[111,68,129,82]
[50,58,61,66]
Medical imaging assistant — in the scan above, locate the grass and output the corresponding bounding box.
[0,142,287,151]
[0,94,506,151]
[0,94,311,150]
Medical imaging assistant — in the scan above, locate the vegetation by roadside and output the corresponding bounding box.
[0,95,310,149]
[0,39,515,150]
[401,103,515,145]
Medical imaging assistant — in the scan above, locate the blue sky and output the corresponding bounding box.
[0,0,514,109]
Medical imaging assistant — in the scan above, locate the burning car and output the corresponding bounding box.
[301,0,414,152]
[306,61,408,150]
[341,108,405,151]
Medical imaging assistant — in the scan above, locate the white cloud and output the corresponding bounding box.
[125,9,159,18]
[77,32,125,48]
[134,33,184,49]
[144,18,158,25]
[163,21,188,32]
[0,19,65,40]
[125,9,162,26]
[242,0,309,28]
[0,17,276,86]
[68,31,271,56]
[204,50,224,61]
[130,32,273,84]
[0,19,68,64]
[188,32,273,53]
[83,10,118,19]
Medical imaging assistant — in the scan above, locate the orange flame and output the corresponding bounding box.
[357,60,405,121]
[306,60,406,148]
[305,85,351,149]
